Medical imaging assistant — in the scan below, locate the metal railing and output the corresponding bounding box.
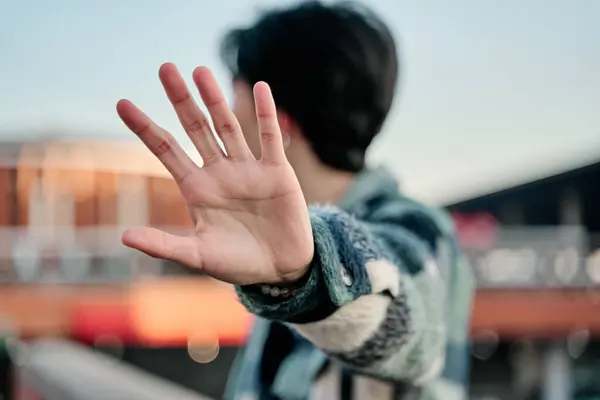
[461,226,600,288]
[0,225,598,287]
[0,227,186,283]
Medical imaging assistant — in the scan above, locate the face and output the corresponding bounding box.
[231,79,263,159]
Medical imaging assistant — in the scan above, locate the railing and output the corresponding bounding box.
[0,225,598,288]
[461,226,600,288]
[0,227,188,283]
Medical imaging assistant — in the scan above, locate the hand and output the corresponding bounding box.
[116,63,314,286]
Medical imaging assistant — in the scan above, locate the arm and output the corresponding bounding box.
[236,205,448,384]
[117,64,447,385]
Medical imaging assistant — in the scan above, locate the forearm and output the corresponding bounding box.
[236,206,447,382]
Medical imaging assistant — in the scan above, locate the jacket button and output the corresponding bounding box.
[341,267,353,286]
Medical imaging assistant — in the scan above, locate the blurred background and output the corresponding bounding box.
[1,0,599,399]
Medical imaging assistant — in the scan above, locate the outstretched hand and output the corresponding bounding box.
[116,63,314,286]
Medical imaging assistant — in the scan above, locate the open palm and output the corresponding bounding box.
[116,63,314,286]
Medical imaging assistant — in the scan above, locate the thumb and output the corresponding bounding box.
[122,227,202,270]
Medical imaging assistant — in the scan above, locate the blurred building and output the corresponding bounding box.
[0,136,248,399]
[447,158,600,400]
[1,134,599,399]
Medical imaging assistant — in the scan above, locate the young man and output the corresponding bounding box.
[116,2,474,399]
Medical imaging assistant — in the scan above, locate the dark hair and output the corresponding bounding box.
[221,1,399,172]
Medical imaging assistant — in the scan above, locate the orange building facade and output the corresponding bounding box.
[0,139,250,346]
[1,138,600,398]
[0,139,598,345]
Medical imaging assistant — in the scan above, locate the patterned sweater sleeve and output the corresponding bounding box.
[236,205,448,383]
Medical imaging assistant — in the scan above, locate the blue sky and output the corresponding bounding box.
[1,0,599,204]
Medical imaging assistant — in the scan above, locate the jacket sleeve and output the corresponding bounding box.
[235,205,449,384]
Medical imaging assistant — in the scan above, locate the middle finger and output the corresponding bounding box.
[193,66,252,161]
[159,63,224,166]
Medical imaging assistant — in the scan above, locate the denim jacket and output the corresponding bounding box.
[224,167,475,400]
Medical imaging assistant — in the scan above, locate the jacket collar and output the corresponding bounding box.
[338,166,400,216]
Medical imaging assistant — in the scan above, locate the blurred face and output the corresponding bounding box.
[231,79,262,159]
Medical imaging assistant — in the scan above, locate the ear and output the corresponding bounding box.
[276,110,298,149]
[276,109,297,135]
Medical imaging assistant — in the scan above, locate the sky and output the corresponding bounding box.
[1,0,599,204]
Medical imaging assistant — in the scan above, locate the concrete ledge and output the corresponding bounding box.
[15,339,213,400]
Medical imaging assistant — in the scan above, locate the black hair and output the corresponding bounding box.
[221,1,399,172]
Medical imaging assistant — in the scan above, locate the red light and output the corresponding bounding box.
[452,212,499,249]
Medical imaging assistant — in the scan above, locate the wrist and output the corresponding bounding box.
[277,244,314,284]
[279,265,312,284]
[258,265,312,298]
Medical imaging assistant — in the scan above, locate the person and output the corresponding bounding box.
[115,1,475,399]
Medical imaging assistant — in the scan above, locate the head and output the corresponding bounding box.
[222,1,398,182]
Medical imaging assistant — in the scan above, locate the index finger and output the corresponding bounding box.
[116,99,197,182]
